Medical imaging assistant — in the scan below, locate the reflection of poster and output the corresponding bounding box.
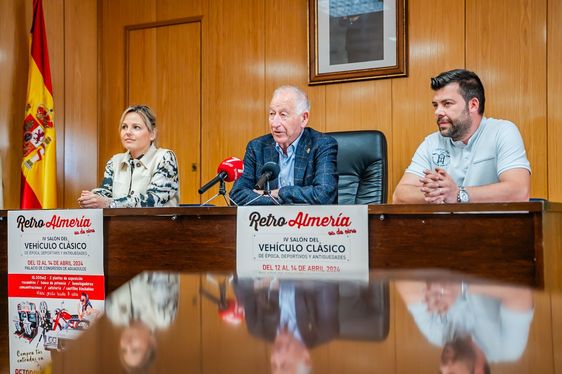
[237,205,368,280]
[8,209,104,373]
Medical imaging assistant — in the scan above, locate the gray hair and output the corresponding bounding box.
[272,85,310,115]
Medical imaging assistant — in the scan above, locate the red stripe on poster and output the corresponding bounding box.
[8,274,105,300]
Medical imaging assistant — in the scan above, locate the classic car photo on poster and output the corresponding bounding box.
[308,0,407,84]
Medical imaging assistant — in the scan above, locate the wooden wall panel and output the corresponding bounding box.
[325,81,393,195]
[264,0,326,133]
[202,0,266,204]
[4,0,562,208]
[126,22,202,204]
[548,0,562,201]
[156,0,203,21]
[127,29,158,106]
[155,23,202,204]
[63,0,98,208]
[0,0,8,207]
[99,0,156,182]
[391,0,465,197]
[103,2,203,205]
[466,0,547,199]
[325,81,392,134]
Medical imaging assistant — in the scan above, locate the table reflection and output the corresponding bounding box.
[105,272,180,372]
[234,278,389,373]
[396,281,534,374]
[48,271,557,374]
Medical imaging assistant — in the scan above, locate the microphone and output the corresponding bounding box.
[254,162,280,190]
[198,157,244,194]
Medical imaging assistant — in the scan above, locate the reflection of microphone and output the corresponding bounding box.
[218,299,245,326]
[198,157,244,194]
[254,162,280,190]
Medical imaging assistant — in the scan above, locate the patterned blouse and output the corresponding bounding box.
[93,144,180,207]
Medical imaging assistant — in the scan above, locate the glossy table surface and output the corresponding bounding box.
[2,201,562,371]
[47,270,562,374]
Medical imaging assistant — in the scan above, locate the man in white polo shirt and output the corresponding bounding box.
[393,69,531,204]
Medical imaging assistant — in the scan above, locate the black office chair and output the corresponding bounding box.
[337,280,390,341]
[327,130,388,204]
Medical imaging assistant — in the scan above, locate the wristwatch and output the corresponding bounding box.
[457,187,470,203]
[460,282,468,299]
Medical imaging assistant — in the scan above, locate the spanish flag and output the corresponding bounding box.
[21,0,57,209]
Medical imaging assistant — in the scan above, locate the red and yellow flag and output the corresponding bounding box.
[21,0,57,209]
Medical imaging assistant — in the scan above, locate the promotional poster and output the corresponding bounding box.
[8,209,104,373]
[237,205,368,280]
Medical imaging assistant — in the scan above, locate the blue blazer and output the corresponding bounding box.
[230,127,338,205]
[233,279,340,348]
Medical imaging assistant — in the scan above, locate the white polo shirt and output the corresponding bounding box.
[405,117,531,187]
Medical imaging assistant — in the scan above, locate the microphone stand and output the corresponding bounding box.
[200,276,229,311]
[245,180,280,205]
[201,179,238,206]
[263,180,280,205]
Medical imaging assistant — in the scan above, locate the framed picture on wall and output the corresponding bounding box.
[308,0,407,85]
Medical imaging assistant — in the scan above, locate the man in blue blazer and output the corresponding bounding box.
[230,85,338,205]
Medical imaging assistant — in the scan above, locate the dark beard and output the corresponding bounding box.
[447,116,471,141]
[438,106,471,141]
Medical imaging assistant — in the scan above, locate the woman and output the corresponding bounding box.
[105,272,180,372]
[78,105,179,208]
[78,292,96,320]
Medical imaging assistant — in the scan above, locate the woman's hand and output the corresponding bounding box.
[77,190,112,208]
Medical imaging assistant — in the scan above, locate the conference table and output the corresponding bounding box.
[0,201,561,371]
[45,269,562,373]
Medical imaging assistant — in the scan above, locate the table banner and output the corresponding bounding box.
[8,209,104,373]
[237,205,368,280]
